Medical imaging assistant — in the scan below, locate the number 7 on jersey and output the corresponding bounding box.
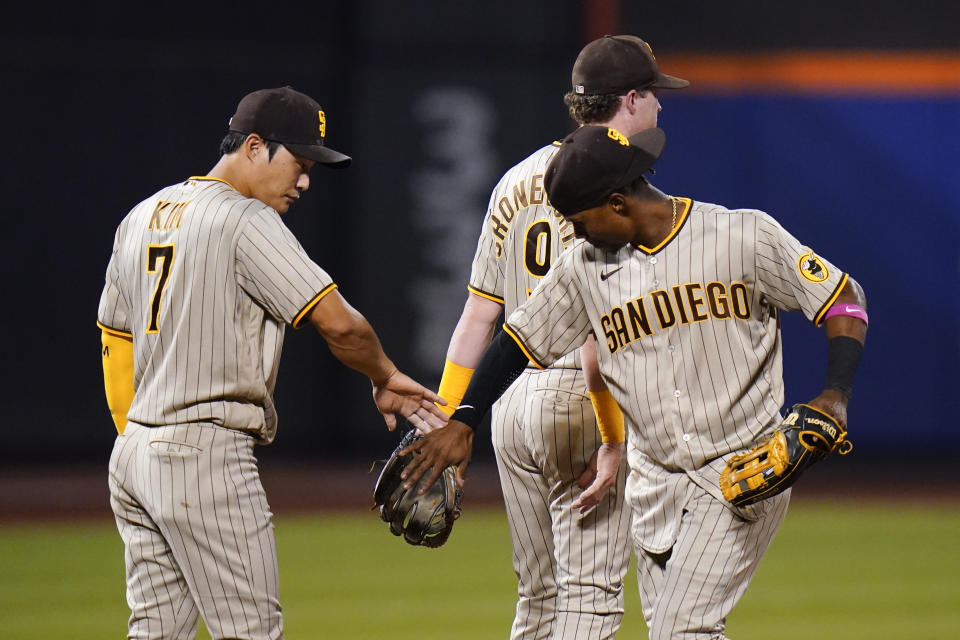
[146,244,175,334]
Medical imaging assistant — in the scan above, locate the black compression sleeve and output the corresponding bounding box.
[450,330,532,430]
[824,336,864,398]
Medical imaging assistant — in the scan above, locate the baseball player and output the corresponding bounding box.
[97,86,447,639]
[432,35,688,639]
[402,124,868,639]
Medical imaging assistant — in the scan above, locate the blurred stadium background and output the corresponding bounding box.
[1,0,957,636]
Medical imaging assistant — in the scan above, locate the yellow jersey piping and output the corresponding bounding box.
[293,284,338,329]
[97,321,133,339]
[468,286,505,305]
[187,176,238,191]
[502,323,546,369]
[813,273,849,326]
[632,197,692,255]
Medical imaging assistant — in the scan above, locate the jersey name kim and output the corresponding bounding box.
[600,280,750,355]
[146,199,190,231]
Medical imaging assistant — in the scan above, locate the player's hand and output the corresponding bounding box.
[414,404,449,435]
[806,389,849,428]
[371,370,449,432]
[399,419,474,491]
[572,442,624,514]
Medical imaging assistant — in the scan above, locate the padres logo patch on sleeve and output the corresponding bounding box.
[798,251,829,282]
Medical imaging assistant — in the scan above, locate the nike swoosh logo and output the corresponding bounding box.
[600,266,623,281]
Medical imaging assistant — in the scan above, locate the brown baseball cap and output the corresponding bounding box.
[571,35,689,95]
[228,86,351,168]
[545,125,666,216]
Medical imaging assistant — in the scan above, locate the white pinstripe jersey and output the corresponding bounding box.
[468,142,582,369]
[97,177,334,443]
[505,199,847,546]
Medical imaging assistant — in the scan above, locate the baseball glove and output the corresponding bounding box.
[373,429,463,548]
[719,403,853,507]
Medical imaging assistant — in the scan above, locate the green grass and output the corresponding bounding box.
[1,501,958,639]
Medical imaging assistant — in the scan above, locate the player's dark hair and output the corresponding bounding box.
[219,132,283,160]
[563,91,622,124]
[620,172,651,197]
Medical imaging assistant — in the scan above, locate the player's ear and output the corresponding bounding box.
[243,134,265,161]
[607,193,629,216]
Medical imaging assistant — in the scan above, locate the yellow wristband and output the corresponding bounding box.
[589,388,625,443]
[437,359,475,417]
